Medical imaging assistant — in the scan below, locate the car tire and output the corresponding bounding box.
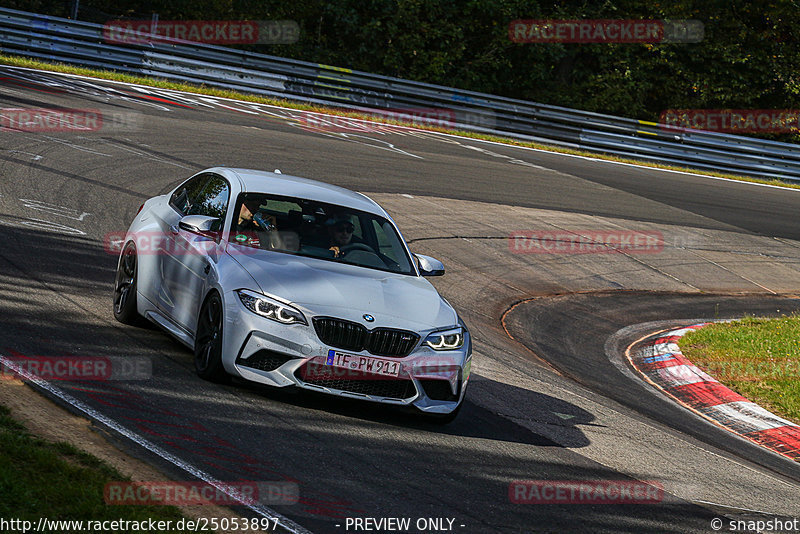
[113,242,145,325]
[194,292,230,383]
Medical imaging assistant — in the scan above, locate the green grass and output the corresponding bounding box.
[2,53,799,191]
[0,404,194,532]
[681,316,800,424]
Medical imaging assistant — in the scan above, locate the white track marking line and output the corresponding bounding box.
[21,134,112,156]
[3,150,42,160]
[89,138,193,170]
[0,355,314,534]
[685,248,778,294]
[11,64,793,190]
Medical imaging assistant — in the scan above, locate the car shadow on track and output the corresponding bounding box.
[237,373,594,448]
[0,225,187,354]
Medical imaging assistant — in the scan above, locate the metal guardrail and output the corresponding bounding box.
[2,7,800,181]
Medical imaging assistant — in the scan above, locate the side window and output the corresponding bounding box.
[371,219,411,273]
[350,215,363,242]
[169,175,208,215]
[188,175,230,219]
[372,219,396,259]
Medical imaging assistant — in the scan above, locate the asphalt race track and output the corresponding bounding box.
[504,292,800,481]
[2,65,800,533]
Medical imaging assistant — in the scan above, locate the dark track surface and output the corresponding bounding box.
[1,66,799,533]
[504,292,800,483]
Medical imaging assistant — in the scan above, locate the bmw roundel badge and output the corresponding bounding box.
[363,314,375,322]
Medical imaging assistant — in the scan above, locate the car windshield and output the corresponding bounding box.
[229,193,415,275]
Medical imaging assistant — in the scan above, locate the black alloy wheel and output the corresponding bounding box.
[113,242,143,325]
[194,293,229,383]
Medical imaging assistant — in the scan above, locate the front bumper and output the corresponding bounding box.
[222,292,471,414]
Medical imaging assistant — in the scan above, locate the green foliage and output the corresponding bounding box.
[0,404,187,525]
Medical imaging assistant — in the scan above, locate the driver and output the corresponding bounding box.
[326,215,355,258]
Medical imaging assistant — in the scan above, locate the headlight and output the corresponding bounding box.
[236,289,307,325]
[424,327,464,350]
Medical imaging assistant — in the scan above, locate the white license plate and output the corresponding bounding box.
[325,350,401,377]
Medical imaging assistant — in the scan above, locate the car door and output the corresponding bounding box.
[152,173,208,315]
[154,173,208,315]
[158,173,230,331]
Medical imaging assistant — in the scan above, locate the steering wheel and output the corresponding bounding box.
[339,243,374,256]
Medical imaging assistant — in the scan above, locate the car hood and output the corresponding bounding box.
[229,248,458,331]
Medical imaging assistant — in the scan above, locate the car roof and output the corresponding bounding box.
[211,167,387,215]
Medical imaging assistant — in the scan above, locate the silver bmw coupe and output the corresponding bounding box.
[113,168,471,421]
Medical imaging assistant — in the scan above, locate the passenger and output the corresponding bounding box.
[235,198,275,248]
[237,198,274,232]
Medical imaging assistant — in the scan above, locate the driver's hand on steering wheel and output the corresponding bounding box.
[329,246,341,258]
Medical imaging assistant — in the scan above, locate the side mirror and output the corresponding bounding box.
[414,253,445,276]
[178,215,221,241]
